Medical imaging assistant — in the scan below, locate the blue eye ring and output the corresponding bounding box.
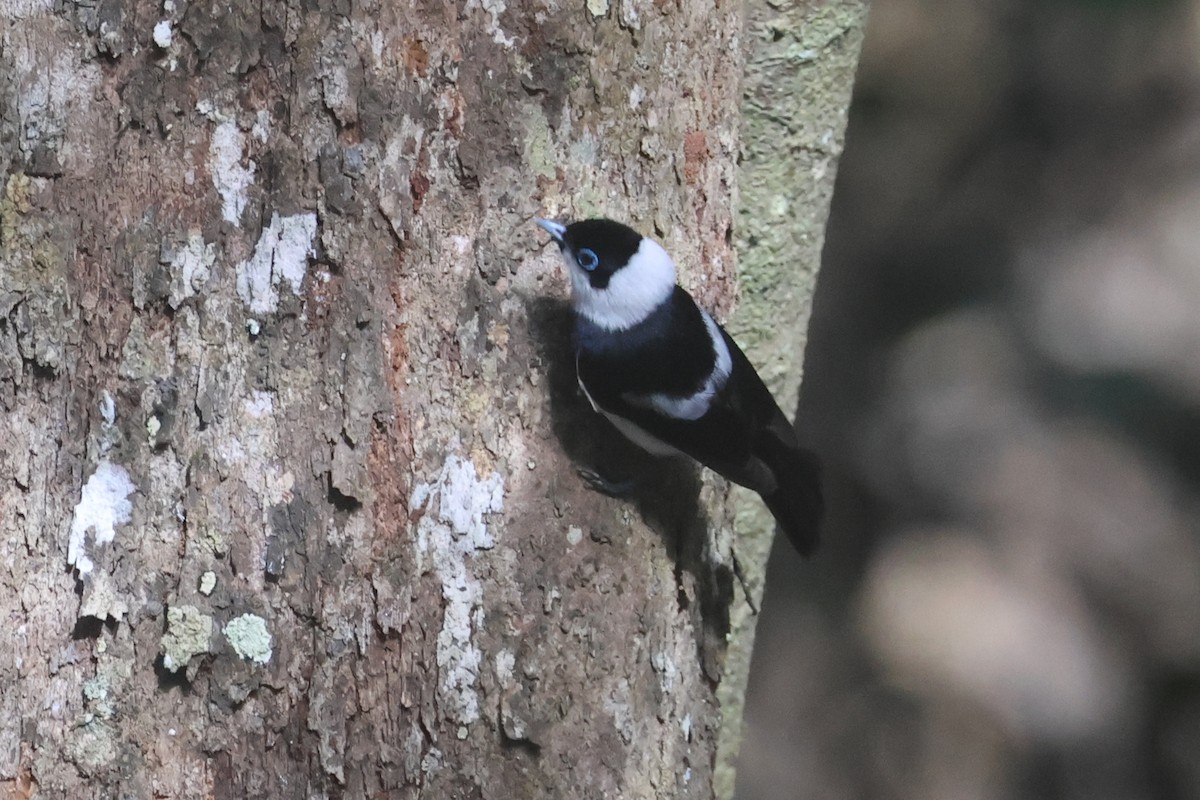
[576,248,599,272]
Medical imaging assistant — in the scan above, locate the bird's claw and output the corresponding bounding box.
[577,468,638,498]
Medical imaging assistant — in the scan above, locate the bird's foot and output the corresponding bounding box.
[577,467,639,498]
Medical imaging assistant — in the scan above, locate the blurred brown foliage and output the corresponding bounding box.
[739,1,1200,798]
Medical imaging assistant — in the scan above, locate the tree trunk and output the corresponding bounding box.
[0,0,744,796]
[716,0,867,794]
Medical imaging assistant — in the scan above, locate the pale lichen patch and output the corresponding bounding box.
[65,720,119,777]
[604,678,635,745]
[235,212,318,314]
[224,613,273,665]
[165,230,215,309]
[152,19,173,48]
[208,121,255,224]
[410,451,504,730]
[520,104,557,181]
[198,571,217,596]
[79,573,129,621]
[466,0,516,47]
[99,390,116,427]
[161,605,214,672]
[68,462,135,576]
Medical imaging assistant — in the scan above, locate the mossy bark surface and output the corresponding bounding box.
[715,1,867,795]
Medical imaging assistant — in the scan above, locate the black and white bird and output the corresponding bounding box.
[536,217,823,556]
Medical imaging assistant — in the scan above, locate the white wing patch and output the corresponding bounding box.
[625,310,732,421]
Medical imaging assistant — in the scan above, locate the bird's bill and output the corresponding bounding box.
[535,217,567,243]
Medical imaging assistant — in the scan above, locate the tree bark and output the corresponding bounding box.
[0,0,744,796]
[716,0,867,794]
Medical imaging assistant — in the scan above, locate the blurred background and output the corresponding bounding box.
[738,0,1200,798]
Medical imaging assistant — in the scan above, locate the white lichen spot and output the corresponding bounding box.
[235,212,318,314]
[421,747,443,776]
[495,650,515,687]
[152,20,173,48]
[466,0,516,47]
[587,0,609,16]
[652,650,678,694]
[224,613,272,665]
[604,678,635,745]
[619,0,640,29]
[251,109,271,143]
[68,462,136,576]
[246,318,260,336]
[244,390,274,418]
[198,571,217,596]
[628,84,645,109]
[566,526,583,546]
[99,391,116,426]
[167,230,216,309]
[409,452,504,729]
[5,0,55,17]
[146,415,161,440]
[542,586,560,613]
[208,120,255,224]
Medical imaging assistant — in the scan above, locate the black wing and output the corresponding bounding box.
[577,306,790,492]
[579,318,823,554]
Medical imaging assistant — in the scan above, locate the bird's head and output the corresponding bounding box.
[536,217,677,331]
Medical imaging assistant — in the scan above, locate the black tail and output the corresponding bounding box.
[760,443,824,557]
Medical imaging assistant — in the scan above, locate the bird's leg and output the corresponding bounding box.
[577,467,640,498]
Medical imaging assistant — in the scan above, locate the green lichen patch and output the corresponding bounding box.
[160,605,214,672]
[1,173,32,249]
[520,103,558,181]
[224,613,272,665]
[64,720,120,777]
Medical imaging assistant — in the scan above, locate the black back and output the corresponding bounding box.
[575,286,794,475]
[561,220,822,554]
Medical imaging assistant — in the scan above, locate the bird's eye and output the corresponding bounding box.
[576,248,599,272]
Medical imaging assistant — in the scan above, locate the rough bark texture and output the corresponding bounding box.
[714,1,866,794]
[0,0,745,796]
